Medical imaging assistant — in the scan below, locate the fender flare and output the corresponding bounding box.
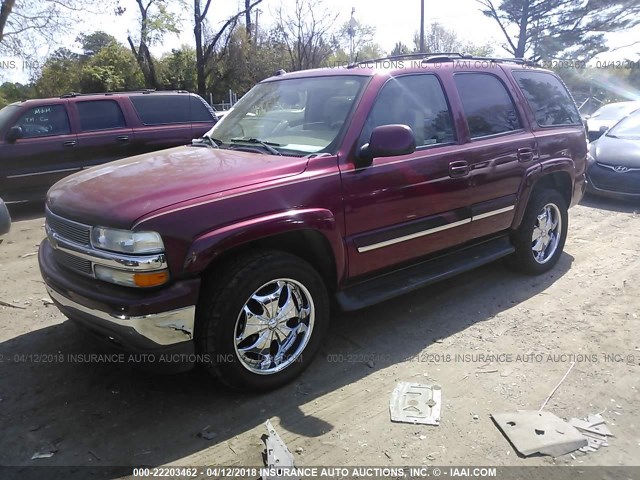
[512,159,575,230]
[184,208,346,284]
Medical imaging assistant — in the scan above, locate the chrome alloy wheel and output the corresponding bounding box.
[531,203,562,264]
[233,279,315,374]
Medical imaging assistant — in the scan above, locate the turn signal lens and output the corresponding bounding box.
[133,271,170,288]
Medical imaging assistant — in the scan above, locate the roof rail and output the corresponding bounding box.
[58,89,171,99]
[347,53,537,68]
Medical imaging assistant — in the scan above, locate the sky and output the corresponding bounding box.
[1,0,639,83]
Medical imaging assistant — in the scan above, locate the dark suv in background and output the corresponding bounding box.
[0,90,217,203]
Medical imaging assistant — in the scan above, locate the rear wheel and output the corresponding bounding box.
[196,251,329,391]
[510,189,568,275]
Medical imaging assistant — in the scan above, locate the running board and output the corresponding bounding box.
[336,236,515,311]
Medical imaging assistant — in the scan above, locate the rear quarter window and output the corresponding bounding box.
[190,95,216,122]
[512,71,581,126]
[130,94,191,125]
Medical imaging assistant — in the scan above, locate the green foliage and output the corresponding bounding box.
[79,43,144,93]
[0,81,35,107]
[77,31,119,57]
[157,45,197,91]
[478,0,640,60]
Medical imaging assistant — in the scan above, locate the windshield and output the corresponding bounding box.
[607,112,640,139]
[205,76,368,155]
[591,102,640,120]
[0,104,19,130]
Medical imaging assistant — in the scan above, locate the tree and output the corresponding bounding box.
[192,0,264,96]
[1,0,86,56]
[79,42,144,92]
[477,0,640,60]
[35,48,82,97]
[116,0,182,89]
[410,22,494,56]
[157,45,197,91]
[77,31,119,57]
[275,0,337,71]
[390,42,411,56]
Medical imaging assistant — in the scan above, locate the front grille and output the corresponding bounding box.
[53,250,93,276]
[589,164,640,195]
[46,209,91,245]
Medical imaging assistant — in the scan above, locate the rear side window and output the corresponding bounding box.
[454,73,522,138]
[76,100,126,131]
[13,104,71,138]
[512,71,581,126]
[360,74,456,147]
[190,96,216,122]
[130,95,190,125]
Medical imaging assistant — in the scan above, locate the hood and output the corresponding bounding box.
[591,135,640,167]
[47,146,308,228]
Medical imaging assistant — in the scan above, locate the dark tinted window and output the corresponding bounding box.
[190,96,216,122]
[360,74,455,147]
[130,94,190,125]
[454,73,521,138]
[14,104,71,138]
[512,71,582,126]
[76,100,126,131]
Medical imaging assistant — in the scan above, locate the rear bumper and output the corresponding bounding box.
[39,239,200,371]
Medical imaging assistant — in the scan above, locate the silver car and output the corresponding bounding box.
[587,111,640,199]
[0,197,10,236]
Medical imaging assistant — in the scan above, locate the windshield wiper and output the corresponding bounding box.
[231,137,282,156]
[192,132,223,148]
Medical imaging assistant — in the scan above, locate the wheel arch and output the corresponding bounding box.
[512,167,573,230]
[185,209,345,291]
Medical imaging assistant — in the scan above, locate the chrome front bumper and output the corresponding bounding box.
[47,286,195,346]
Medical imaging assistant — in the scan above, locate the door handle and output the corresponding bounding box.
[62,140,76,147]
[449,160,469,177]
[517,148,535,162]
[116,135,130,142]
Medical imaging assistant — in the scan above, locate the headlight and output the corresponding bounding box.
[91,227,164,254]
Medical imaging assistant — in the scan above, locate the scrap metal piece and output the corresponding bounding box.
[492,410,587,457]
[262,420,297,480]
[390,382,441,425]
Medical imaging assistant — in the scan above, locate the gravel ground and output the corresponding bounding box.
[0,195,638,475]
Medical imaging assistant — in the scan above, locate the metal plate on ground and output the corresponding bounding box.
[492,410,587,457]
[390,382,442,425]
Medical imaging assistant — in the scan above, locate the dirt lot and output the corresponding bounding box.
[0,196,639,474]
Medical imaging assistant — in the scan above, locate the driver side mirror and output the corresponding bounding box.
[6,126,23,143]
[357,124,416,168]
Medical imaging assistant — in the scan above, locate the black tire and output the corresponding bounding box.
[510,188,568,275]
[196,250,329,391]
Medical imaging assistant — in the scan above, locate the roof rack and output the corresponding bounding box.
[57,89,187,99]
[347,53,537,68]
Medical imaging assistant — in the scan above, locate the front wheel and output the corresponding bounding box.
[510,189,568,275]
[196,251,329,391]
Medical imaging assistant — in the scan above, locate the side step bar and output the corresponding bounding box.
[336,236,515,311]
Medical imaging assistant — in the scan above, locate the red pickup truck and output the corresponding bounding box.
[39,55,587,390]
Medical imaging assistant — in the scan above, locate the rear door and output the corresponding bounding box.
[0,101,78,202]
[128,94,193,155]
[341,73,474,279]
[452,72,538,239]
[71,99,134,169]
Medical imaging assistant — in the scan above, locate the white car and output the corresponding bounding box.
[586,101,640,141]
[0,197,10,236]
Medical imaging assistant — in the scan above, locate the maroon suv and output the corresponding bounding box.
[0,90,217,203]
[38,55,587,390]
